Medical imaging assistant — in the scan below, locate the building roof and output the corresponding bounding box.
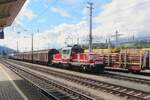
[0,0,26,28]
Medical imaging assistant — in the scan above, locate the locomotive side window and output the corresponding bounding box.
[72,45,84,54]
[61,48,72,60]
[63,50,70,54]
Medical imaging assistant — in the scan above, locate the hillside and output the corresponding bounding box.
[0,46,15,55]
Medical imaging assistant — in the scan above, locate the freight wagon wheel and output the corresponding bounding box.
[128,69,134,73]
[128,69,141,73]
[92,64,104,74]
[48,62,53,66]
[81,65,87,72]
[66,64,72,70]
[135,70,141,73]
[52,63,61,68]
[132,70,141,73]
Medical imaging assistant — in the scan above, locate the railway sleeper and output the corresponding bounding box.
[3,61,95,100]
[3,60,150,100]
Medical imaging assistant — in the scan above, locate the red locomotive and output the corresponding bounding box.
[12,45,105,73]
[53,45,104,73]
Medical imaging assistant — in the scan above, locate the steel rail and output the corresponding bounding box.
[9,59,150,85]
[4,59,150,100]
[1,60,95,100]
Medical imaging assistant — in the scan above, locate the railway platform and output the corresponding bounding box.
[0,63,26,100]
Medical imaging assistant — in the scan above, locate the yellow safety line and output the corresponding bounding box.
[0,64,28,100]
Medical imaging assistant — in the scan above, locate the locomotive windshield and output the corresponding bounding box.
[61,45,84,60]
[71,45,84,53]
[61,48,72,59]
[63,50,70,54]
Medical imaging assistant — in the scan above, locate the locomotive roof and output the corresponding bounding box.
[61,45,84,53]
[62,47,72,50]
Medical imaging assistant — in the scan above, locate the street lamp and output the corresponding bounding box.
[16,29,28,52]
[23,33,34,62]
[16,31,21,52]
[31,33,34,62]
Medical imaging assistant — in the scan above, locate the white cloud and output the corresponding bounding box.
[38,18,47,24]
[33,21,88,50]
[0,21,88,52]
[21,8,36,21]
[50,7,71,18]
[13,0,36,26]
[94,0,150,39]
[61,0,81,5]
[82,7,89,16]
[2,0,150,51]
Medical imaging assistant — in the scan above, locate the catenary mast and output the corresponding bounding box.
[87,2,94,52]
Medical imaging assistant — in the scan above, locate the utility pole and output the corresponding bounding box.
[115,30,119,46]
[108,38,111,49]
[17,40,19,52]
[111,30,122,47]
[77,36,79,45]
[17,32,20,53]
[105,38,108,48]
[31,33,34,62]
[37,29,40,50]
[132,35,135,41]
[87,2,94,52]
[75,26,80,45]
[77,32,79,45]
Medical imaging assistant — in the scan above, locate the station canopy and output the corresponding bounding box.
[0,0,26,28]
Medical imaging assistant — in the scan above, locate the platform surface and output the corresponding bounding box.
[0,63,26,100]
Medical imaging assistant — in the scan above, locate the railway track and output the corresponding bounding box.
[8,59,150,85]
[105,67,150,77]
[102,72,150,85]
[4,59,150,100]
[1,60,95,100]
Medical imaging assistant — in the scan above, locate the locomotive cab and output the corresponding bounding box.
[52,45,104,73]
[71,45,84,54]
[61,45,84,62]
[61,47,72,62]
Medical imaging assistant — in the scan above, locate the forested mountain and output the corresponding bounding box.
[0,46,15,55]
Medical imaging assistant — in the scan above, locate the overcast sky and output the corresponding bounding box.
[0,0,150,51]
